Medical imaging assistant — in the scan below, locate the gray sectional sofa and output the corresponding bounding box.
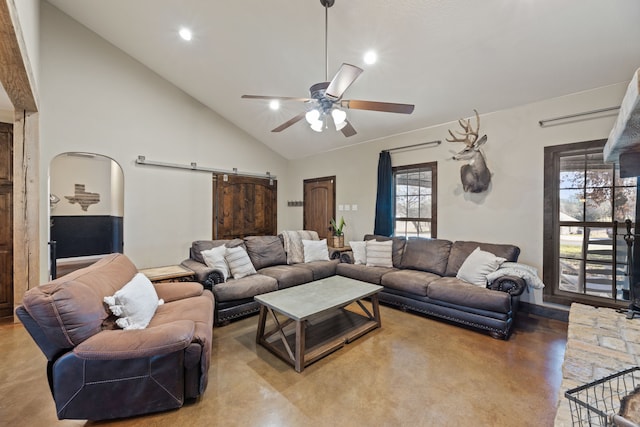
[182,233,526,339]
[181,235,340,325]
[337,234,526,339]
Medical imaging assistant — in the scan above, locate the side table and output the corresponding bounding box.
[329,245,351,260]
[139,265,195,283]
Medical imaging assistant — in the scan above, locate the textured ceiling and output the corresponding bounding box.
[47,0,640,159]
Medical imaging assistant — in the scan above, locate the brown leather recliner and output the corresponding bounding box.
[15,253,214,421]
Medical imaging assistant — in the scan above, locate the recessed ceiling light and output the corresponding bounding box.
[363,50,377,65]
[179,27,192,41]
[269,100,280,110]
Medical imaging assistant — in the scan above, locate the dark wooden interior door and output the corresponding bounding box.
[303,176,335,240]
[213,174,277,239]
[0,122,13,318]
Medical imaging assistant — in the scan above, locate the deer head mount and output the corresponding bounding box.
[447,109,491,193]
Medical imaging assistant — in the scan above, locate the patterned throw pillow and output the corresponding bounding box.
[224,246,257,279]
[365,240,393,268]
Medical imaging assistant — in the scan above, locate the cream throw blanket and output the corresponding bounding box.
[282,230,319,264]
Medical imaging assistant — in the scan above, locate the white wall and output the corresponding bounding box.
[284,83,629,308]
[11,0,39,96]
[38,2,288,275]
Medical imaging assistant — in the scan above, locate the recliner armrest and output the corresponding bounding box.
[154,281,203,303]
[74,320,195,359]
[488,275,526,296]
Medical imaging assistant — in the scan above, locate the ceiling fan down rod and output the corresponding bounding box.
[320,0,335,82]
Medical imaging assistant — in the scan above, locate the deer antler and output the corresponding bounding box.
[446,109,480,147]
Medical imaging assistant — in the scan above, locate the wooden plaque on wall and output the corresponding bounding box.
[213,174,277,239]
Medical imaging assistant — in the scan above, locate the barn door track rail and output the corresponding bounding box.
[135,155,276,180]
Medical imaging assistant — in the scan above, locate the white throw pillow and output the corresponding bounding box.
[224,246,257,279]
[104,273,164,330]
[201,245,230,281]
[349,241,367,265]
[456,247,506,287]
[302,239,330,262]
[366,240,393,268]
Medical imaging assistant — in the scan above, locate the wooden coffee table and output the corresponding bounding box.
[255,276,382,372]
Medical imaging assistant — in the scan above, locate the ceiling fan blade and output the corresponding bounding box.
[325,63,364,101]
[242,95,311,102]
[341,99,415,114]
[340,120,357,137]
[271,112,306,132]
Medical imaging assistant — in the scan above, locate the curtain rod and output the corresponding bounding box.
[538,106,620,127]
[135,156,276,180]
[383,140,441,153]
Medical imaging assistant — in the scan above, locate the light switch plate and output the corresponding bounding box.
[344,205,350,211]
[352,204,358,211]
[338,204,344,211]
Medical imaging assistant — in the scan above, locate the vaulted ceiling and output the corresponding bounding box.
[46,0,640,159]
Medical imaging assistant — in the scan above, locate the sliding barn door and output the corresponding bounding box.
[213,174,277,239]
[303,176,335,241]
[0,122,13,318]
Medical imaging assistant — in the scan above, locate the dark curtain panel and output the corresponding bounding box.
[374,151,393,236]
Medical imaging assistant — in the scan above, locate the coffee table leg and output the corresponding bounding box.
[256,305,267,343]
[371,294,381,328]
[294,319,305,373]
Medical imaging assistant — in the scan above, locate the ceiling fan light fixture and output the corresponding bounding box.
[310,120,324,132]
[331,108,347,125]
[305,109,321,124]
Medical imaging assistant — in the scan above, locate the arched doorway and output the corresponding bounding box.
[49,153,124,278]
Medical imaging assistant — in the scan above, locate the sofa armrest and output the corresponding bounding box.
[181,259,224,284]
[74,320,195,359]
[340,251,354,264]
[154,281,203,303]
[488,275,526,296]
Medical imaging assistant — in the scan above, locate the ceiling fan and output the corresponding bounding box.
[241,0,415,137]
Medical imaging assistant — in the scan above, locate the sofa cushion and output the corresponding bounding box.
[456,247,506,286]
[258,265,314,289]
[336,263,396,285]
[244,235,287,270]
[190,240,229,264]
[295,259,339,280]
[445,241,520,277]
[427,277,511,313]
[381,269,442,296]
[364,234,406,267]
[211,274,278,302]
[399,238,452,275]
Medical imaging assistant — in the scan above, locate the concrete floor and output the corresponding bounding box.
[0,305,567,427]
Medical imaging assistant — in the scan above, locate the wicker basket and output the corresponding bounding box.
[330,235,344,248]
